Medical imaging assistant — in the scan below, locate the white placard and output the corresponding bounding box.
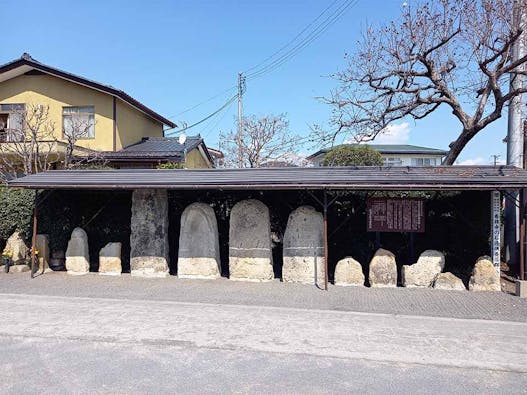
[491,191,501,273]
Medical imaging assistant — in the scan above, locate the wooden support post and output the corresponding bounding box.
[520,188,526,281]
[323,190,329,291]
[30,205,37,279]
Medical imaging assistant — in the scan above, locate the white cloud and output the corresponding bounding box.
[456,157,487,166]
[372,122,411,144]
[343,122,411,145]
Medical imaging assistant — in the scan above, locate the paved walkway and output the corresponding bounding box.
[0,272,526,322]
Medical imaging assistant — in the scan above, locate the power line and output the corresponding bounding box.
[167,86,237,120]
[243,0,340,75]
[165,94,238,135]
[246,0,358,81]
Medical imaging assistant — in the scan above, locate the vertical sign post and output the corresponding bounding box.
[491,191,501,274]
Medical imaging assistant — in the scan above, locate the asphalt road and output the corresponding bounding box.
[1,292,526,394]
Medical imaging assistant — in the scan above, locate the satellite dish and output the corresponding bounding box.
[178,133,187,145]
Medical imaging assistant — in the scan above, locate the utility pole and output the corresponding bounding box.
[237,72,246,168]
[491,154,501,166]
[505,0,527,272]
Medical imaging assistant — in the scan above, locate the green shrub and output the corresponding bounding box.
[322,145,384,166]
[0,187,35,241]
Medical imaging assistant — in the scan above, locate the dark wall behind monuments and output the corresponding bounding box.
[39,189,490,282]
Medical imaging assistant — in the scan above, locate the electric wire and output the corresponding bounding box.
[167,85,237,120]
[164,94,238,135]
[246,0,358,81]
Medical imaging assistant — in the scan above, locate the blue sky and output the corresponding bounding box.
[1,0,509,164]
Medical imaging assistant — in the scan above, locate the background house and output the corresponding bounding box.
[0,53,217,172]
[307,144,448,166]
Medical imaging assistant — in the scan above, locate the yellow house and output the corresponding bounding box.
[0,53,215,170]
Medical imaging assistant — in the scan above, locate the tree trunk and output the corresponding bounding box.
[442,128,477,165]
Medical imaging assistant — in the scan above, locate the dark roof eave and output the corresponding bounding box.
[0,57,176,128]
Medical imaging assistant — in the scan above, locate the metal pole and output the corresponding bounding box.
[323,190,329,291]
[520,190,526,280]
[30,204,37,278]
[505,0,527,273]
[237,72,244,168]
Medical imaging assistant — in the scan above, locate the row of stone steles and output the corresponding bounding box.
[63,190,502,291]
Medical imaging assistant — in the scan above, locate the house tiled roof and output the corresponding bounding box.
[102,135,212,163]
[0,53,176,128]
[307,144,449,159]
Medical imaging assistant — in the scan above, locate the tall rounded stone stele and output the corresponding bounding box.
[178,202,220,279]
[368,248,397,287]
[282,206,325,285]
[229,199,273,282]
[65,227,90,275]
[469,256,501,292]
[130,189,169,278]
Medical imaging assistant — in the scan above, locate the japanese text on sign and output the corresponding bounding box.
[490,191,501,273]
[366,198,425,233]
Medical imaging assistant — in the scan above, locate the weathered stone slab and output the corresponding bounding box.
[334,257,364,286]
[402,250,445,288]
[99,242,122,276]
[282,206,325,285]
[229,199,273,282]
[178,203,220,279]
[5,231,28,264]
[36,234,51,273]
[369,248,397,287]
[130,189,169,278]
[65,228,90,275]
[433,272,466,291]
[469,256,501,292]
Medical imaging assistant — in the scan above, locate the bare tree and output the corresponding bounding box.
[0,103,56,180]
[323,0,527,164]
[219,114,305,168]
[62,110,102,168]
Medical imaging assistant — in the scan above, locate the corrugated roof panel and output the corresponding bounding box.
[7,166,527,191]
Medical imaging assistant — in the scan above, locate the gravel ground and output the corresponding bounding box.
[1,271,526,322]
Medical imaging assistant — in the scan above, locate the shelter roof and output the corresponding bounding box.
[8,166,527,191]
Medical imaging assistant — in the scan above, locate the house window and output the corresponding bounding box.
[0,103,25,142]
[411,158,436,166]
[63,106,95,139]
[384,157,403,166]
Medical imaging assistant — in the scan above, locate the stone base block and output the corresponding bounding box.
[516,280,527,298]
[282,256,325,285]
[131,257,169,278]
[229,257,273,282]
[334,257,364,287]
[178,257,220,279]
[65,257,89,275]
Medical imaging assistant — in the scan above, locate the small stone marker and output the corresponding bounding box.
[433,272,465,291]
[7,264,30,273]
[36,234,50,273]
[99,242,122,276]
[5,231,28,264]
[130,189,169,277]
[178,203,221,279]
[282,206,325,285]
[469,256,501,292]
[368,248,397,287]
[402,250,445,288]
[65,227,90,275]
[229,199,273,281]
[334,257,364,286]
